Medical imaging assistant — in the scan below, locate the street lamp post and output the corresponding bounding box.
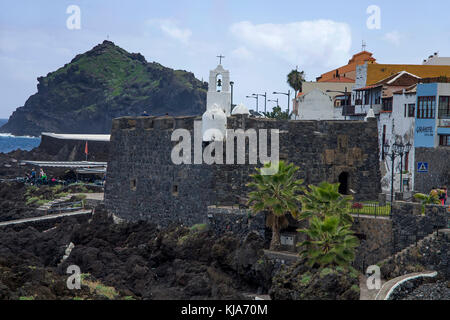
[273,90,291,114]
[268,98,279,107]
[399,142,412,192]
[383,142,409,216]
[253,93,267,113]
[246,95,258,112]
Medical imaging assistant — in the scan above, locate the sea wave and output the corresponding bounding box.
[0,133,40,139]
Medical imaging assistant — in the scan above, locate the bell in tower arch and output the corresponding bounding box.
[216,74,223,92]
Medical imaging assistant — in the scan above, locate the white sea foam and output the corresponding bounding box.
[0,133,40,139]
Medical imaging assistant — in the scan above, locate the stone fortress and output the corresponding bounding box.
[105,62,382,226]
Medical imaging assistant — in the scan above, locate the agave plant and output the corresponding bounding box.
[414,191,442,214]
[298,215,359,267]
[247,161,304,250]
[299,182,353,224]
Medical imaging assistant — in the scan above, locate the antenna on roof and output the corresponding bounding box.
[362,40,367,52]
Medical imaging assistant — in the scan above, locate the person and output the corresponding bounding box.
[30,168,36,185]
[439,186,447,206]
[430,187,438,198]
[39,168,47,185]
[141,110,149,117]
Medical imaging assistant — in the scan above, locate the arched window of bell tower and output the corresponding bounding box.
[216,74,223,92]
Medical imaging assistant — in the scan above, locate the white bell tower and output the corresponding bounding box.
[206,57,231,116]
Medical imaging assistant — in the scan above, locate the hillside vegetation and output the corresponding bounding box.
[1,41,207,136]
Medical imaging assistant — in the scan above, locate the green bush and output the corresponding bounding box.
[190,223,208,233]
[26,197,40,205]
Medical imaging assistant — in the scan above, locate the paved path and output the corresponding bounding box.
[81,193,104,201]
[375,271,437,300]
[37,194,74,211]
[0,210,92,227]
[359,275,386,300]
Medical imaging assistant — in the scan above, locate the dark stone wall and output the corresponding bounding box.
[392,202,448,253]
[352,216,393,271]
[38,134,109,162]
[380,230,449,281]
[350,202,447,272]
[105,115,381,226]
[207,206,266,240]
[105,116,214,225]
[414,147,450,193]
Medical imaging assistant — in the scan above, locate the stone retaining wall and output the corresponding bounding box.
[392,202,448,253]
[352,216,393,271]
[380,230,449,281]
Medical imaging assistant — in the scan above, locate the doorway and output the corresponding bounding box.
[338,172,350,195]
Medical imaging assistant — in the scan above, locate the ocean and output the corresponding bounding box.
[0,119,41,153]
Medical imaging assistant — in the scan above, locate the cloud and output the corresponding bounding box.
[383,31,402,46]
[229,20,352,68]
[231,46,254,61]
[147,19,192,44]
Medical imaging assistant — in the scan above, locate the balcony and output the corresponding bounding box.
[342,105,355,116]
[439,119,450,127]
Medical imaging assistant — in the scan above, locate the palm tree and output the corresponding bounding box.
[298,215,359,267]
[247,161,304,250]
[414,191,442,214]
[299,182,353,224]
[287,69,305,99]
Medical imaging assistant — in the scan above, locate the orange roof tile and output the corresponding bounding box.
[366,64,450,86]
[317,51,377,82]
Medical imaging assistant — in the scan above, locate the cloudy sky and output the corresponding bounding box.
[1,0,450,118]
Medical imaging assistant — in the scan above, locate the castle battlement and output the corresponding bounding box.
[111,115,374,133]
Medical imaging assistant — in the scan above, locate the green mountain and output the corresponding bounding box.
[1,41,207,136]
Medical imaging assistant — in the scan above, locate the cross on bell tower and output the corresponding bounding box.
[362,40,367,52]
[216,54,225,65]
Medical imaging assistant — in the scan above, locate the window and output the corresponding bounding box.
[364,91,370,105]
[172,184,179,196]
[382,98,393,112]
[439,135,450,146]
[382,125,386,160]
[438,96,450,119]
[130,178,137,191]
[375,96,381,105]
[417,96,436,119]
[408,104,415,117]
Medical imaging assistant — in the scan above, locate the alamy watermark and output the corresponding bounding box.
[66,5,81,30]
[366,5,381,30]
[171,121,280,175]
[366,265,381,290]
[66,265,81,290]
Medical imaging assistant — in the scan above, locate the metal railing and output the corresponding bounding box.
[350,202,391,218]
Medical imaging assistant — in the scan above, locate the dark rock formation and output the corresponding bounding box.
[269,262,360,300]
[1,41,207,136]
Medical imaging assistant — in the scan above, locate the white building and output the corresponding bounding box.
[422,53,450,66]
[292,89,345,120]
[378,85,417,193]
